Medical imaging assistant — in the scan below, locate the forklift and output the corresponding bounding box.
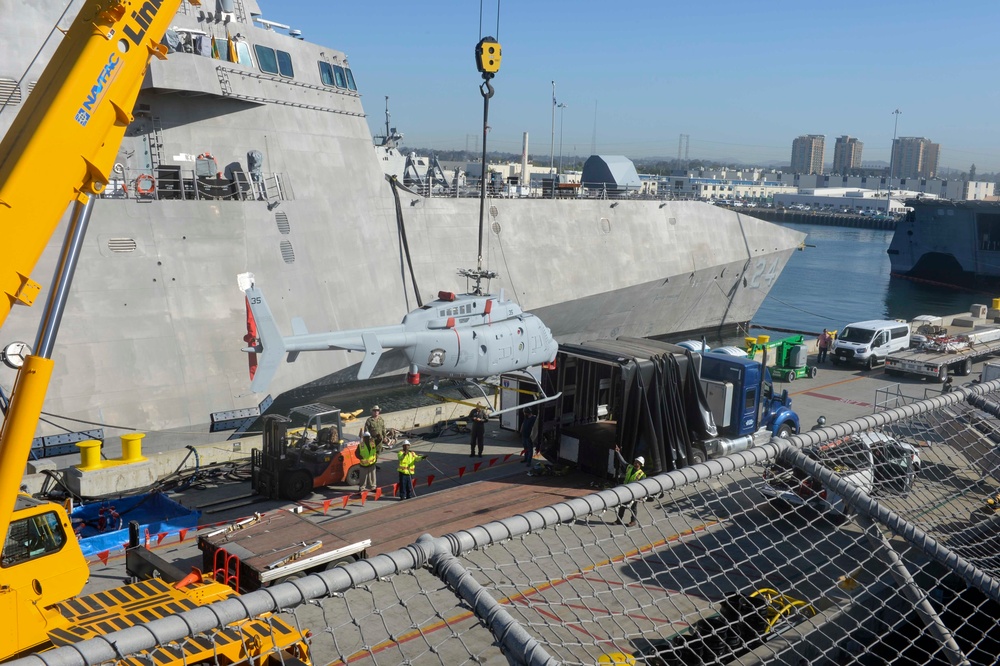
[251,403,364,501]
[746,334,817,383]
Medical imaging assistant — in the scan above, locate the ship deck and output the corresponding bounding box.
[59,341,1000,664]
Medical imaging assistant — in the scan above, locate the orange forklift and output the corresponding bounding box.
[251,404,365,501]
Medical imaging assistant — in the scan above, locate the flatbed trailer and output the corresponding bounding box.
[885,340,1000,381]
[198,509,370,592]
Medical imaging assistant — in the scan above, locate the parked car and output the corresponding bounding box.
[761,431,920,514]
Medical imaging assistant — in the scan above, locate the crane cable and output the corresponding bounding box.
[479,0,500,41]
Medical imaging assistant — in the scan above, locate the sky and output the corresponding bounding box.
[258,1,1000,172]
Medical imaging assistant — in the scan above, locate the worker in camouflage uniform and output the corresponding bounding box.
[363,405,387,452]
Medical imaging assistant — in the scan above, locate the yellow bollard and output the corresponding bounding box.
[76,439,104,471]
[756,334,770,345]
[745,336,758,349]
[120,433,147,463]
[993,297,1000,311]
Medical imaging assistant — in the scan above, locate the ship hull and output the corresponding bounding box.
[0,0,804,438]
[888,199,1000,289]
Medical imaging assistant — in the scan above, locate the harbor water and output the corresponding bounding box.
[748,222,983,340]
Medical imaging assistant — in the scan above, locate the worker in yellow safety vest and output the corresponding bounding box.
[358,431,378,493]
[614,445,646,527]
[397,440,427,500]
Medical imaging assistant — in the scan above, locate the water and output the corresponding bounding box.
[748,222,984,340]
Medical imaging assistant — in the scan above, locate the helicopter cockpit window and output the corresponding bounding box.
[2,511,67,568]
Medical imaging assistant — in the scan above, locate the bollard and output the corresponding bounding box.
[120,433,146,463]
[76,439,103,470]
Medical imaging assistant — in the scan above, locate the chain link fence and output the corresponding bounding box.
[16,381,1000,666]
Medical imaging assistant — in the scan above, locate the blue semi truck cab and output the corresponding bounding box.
[699,352,800,439]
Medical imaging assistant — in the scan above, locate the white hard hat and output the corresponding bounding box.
[402,440,411,447]
[635,456,645,465]
[363,431,371,437]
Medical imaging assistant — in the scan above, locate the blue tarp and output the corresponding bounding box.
[72,493,200,557]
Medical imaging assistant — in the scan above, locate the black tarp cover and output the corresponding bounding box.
[570,338,717,475]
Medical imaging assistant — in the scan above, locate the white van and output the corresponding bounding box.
[830,320,910,369]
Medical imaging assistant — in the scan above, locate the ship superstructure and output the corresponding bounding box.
[0,0,804,439]
[888,198,1000,288]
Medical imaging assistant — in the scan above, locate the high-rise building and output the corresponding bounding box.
[890,137,940,179]
[791,135,825,175]
[832,136,864,174]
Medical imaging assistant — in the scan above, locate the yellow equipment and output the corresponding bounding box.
[749,587,818,633]
[0,1,309,662]
[474,36,502,77]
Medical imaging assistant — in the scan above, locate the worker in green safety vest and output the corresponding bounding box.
[358,431,378,493]
[397,440,427,500]
[614,445,646,527]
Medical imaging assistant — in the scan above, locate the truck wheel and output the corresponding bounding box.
[809,366,818,379]
[689,445,707,465]
[345,464,362,487]
[786,370,796,382]
[960,358,973,376]
[865,356,877,371]
[939,365,949,382]
[273,571,306,586]
[324,556,356,570]
[776,423,794,438]
[282,469,314,501]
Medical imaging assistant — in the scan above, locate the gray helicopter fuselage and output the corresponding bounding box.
[401,293,557,379]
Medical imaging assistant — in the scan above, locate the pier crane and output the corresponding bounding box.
[0,1,308,662]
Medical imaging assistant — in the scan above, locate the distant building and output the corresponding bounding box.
[832,136,864,174]
[891,137,940,179]
[772,172,993,201]
[654,168,796,201]
[791,135,825,175]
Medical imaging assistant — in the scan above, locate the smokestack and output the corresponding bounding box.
[521,132,529,195]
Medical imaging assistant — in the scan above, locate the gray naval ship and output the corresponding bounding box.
[888,198,1000,289]
[0,0,804,440]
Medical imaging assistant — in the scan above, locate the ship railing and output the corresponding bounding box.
[178,0,246,21]
[99,166,290,203]
[436,176,684,201]
[27,379,1000,666]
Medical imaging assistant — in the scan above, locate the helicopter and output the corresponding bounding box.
[239,271,559,412]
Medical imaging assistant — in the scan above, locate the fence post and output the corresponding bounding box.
[856,516,970,666]
[418,534,557,666]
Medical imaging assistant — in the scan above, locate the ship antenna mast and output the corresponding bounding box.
[384,96,390,140]
[463,33,502,296]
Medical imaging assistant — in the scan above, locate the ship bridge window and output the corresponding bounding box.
[319,61,335,86]
[255,45,294,77]
[333,65,348,88]
[276,50,294,78]
[235,41,254,67]
[345,67,357,91]
[254,44,279,74]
